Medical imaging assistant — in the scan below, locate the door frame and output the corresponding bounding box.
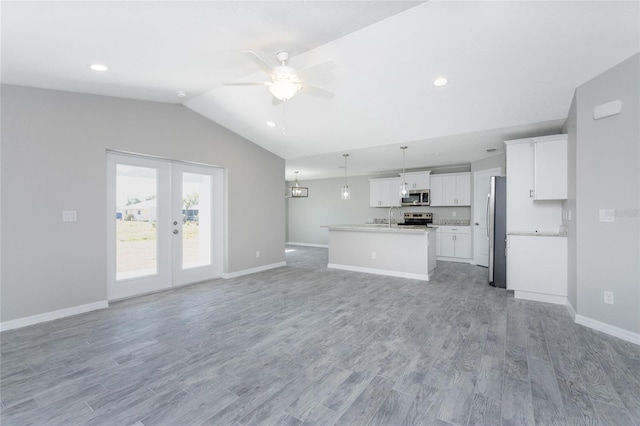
[106,151,224,301]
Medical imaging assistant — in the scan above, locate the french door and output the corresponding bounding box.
[107,152,223,300]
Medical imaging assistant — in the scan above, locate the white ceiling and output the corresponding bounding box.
[2,1,639,180]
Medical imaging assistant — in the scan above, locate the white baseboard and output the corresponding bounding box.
[575,314,640,346]
[286,242,329,248]
[436,256,472,264]
[514,290,567,305]
[565,299,577,320]
[222,261,287,279]
[0,301,109,332]
[327,263,430,281]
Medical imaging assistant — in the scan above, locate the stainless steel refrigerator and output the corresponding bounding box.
[488,176,507,288]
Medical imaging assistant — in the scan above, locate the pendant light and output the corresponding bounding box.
[341,154,350,200]
[400,146,408,197]
[290,171,308,198]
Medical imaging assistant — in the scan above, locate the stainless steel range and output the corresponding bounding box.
[400,212,433,226]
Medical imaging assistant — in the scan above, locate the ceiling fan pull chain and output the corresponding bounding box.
[282,100,287,135]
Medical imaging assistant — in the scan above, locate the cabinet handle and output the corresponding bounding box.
[529,189,534,198]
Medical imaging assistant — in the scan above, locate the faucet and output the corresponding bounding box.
[388,206,402,227]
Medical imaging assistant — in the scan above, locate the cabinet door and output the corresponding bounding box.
[455,174,471,206]
[384,178,401,207]
[440,233,455,257]
[405,172,430,190]
[507,235,567,295]
[430,176,443,206]
[534,138,567,200]
[369,180,382,207]
[453,233,471,258]
[442,175,457,205]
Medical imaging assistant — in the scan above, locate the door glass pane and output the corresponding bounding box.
[116,164,158,280]
[182,172,211,269]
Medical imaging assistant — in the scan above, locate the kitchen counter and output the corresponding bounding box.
[323,225,436,281]
[432,219,471,226]
[324,224,433,234]
[508,230,568,237]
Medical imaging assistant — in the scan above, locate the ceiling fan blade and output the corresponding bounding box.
[301,85,335,99]
[242,51,274,75]
[222,81,270,86]
[298,61,336,81]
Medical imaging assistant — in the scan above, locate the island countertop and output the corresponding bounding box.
[322,224,435,234]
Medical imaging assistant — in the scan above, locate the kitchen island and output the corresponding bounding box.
[323,224,436,281]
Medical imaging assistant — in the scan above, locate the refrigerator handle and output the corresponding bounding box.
[485,193,491,239]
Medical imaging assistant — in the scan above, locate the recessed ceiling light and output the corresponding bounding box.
[431,152,441,156]
[433,77,448,87]
[266,121,277,127]
[89,64,109,72]
[176,91,187,98]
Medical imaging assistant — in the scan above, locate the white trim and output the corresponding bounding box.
[327,263,431,281]
[286,242,329,248]
[513,290,567,305]
[0,301,108,332]
[436,256,471,264]
[565,299,577,320]
[221,262,287,279]
[575,315,640,346]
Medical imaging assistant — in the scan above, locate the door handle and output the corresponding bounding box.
[485,193,491,239]
[173,229,179,235]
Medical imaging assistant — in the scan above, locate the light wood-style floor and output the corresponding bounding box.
[1,246,639,425]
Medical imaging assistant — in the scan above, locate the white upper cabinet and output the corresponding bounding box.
[400,171,431,190]
[534,136,568,200]
[369,177,401,207]
[430,173,471,206]
[505,135,565,232]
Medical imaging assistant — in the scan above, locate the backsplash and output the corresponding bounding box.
[432,219,471,226]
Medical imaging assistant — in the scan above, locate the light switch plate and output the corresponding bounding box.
[599,209,615,223]
[62,210,77,222]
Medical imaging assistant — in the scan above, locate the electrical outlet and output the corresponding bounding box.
[604,291,614,305]
[371,252,377,259]
[62,210,77,222]
[452,211,457,217]
[256,251,260,258]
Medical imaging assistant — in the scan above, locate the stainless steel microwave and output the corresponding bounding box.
[401,190,430,206]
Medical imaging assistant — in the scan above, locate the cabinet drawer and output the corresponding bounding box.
[437,226,470,234]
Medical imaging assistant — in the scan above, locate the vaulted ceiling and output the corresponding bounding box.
[2,1,639,180]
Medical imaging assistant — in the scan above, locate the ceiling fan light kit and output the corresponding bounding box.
[224,51,333,103]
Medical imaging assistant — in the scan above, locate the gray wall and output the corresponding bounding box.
[1,85,285,322]
[287,173,471,246]
[563,95,578,311]
[574,53,639,334]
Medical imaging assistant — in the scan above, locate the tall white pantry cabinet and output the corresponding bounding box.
[504,134,568,305]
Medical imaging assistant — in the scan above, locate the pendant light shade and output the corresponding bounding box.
[341,154,350,200]
[400,146,408,197]
[289,171,308,198]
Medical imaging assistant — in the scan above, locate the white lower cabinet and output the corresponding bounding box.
[436,226,471,261]
[507,235,567,304]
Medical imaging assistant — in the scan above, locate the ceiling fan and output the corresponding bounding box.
[223,51,335,103]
